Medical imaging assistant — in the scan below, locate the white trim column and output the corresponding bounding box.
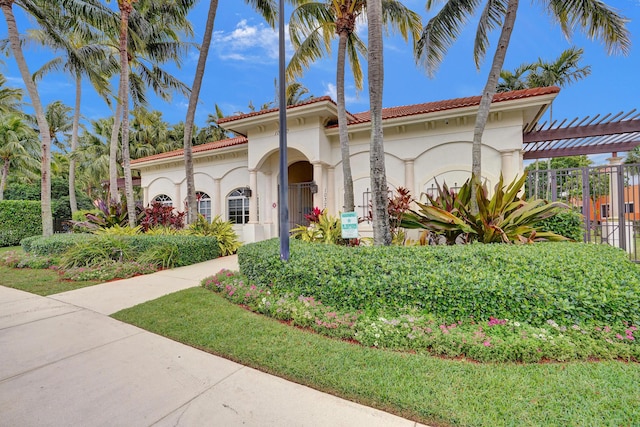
[500,150,520,184]
[312,161,324,209]
[404,159,415,195]
[249,169,258,223]
[608,156,624,219]
[213,178,222,217]
[265,171,273,224]
[143,186,149,207]
[174,183,182,211]
[327,166,335,215]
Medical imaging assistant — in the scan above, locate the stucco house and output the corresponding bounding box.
[131,86,559,242]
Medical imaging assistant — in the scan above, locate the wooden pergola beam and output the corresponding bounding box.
[523,119,640,143]
[523,140,640,160]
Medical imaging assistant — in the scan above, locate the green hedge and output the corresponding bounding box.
[22,233,96,255]
[0,200,42,247]
[22,233,220,266]
[538,209,585,241]
[121,235,220,266]
[238,239,640,327]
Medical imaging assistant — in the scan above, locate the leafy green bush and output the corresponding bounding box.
[22,233,95,256]
[0,200,42,246]
[238,239,640,327]
[122,235,220,266]
[537,209,585,241]
[60,237,131,268]
[138,243,180,269]
[186,215,240,256]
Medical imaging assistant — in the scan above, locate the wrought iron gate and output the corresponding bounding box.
[527,163,640,261]
[287,181,315,229]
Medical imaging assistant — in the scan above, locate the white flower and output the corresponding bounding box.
[513,322,520,327]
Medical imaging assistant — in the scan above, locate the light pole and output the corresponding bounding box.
[278,0,290,261]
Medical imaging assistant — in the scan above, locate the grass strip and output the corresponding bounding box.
[0,246,100,296]
[113,287,640,427]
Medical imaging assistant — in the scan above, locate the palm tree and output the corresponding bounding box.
[108,0,195,226]
[0,0,55,234]
[287,0,421,213]
[181,0,278,223]
[29,9,117,214]
[286,80,314,105]
[496,63,534,92]
[417,0,630,212]
[74,117,113,200]
[367,0,391,245]
[527,47,591,89]
[44,101,73,152]
[0,114,39,200]
[0,72,24,114]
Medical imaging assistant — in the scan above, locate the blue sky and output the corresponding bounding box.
[1,0,639,152]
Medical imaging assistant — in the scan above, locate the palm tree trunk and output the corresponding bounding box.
[337,30,354,213]
[470,0,519,213]
[69,74,81,214]
[117,3,136,227]
[367,0,391,246]
[0,157,8,200]
[1,1,53,236]
[184,0,219,224]
[109,92,124,203]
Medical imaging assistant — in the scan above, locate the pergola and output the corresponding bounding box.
[522,110,640,160]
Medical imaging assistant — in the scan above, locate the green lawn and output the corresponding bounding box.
[113,287,640,427]
[0,246,100,296]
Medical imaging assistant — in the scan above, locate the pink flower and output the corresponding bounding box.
[616,334,624,340]
[483,340,491,347]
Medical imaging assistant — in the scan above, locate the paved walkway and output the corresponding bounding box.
[0,256,426,427]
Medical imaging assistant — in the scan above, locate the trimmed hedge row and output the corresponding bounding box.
[21,234,220,266]
[238,239,640,327]
[0,200,42,247]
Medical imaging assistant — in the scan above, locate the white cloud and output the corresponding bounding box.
[213,20,292,64]
[323,82,363,106]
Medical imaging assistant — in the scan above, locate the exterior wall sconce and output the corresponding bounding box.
[245,187,252,197]
[310,182,318,194]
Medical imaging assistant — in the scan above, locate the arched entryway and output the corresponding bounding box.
[288,161,315,228]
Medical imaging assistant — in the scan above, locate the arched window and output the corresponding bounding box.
[153,194,173,207]
[228,188,250,224]
[196,191,212,222]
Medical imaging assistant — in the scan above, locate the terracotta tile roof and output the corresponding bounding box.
[217,96,335,124]
[131,136,248,165]
[348,86,560,124]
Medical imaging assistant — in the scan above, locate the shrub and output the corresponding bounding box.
[93,225,142,235]
[85,199,142,228]
[186,215,241,256]
[60,236,131,268]
[22,233,95,256]
[61,261,157,282]
[139,202,185,231]
[537,209,585,241]
[401,174,567,244]
[0,200,42,246]
[238,239,640,327]
[138,243,180,269]
[123,235,220,266]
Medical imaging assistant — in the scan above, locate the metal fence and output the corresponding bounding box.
[526,163,640,261]
[288,182,315,229]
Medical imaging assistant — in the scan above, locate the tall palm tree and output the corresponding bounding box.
[0,114,39,200]
[74,117,113,200]
[29,9,117,214]
[0,0,55,234]
[107,0,195,225]
[496,63,534,92]
[287,0,421,213]
[44,101,73,152]
[182,0,278,223]
[286,80,314,105]
[417,0,630,211]
[527,47,591,89]
[367,0,391,245]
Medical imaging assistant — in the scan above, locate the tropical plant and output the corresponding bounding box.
[85,198,141,228]
[417,0,630,213]
[291,209,343,244]
[93,224,142,235]
[287,0,421,214]
[401,174,569,244]
[0,72,24,114]
[59,236,130,268]
[0,114,39,200]
[138,242,179,269]
[138,201,185,232]
[29,7,117,215]
[187,214,241,256]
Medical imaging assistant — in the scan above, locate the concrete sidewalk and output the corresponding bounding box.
[0,256,426,427]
